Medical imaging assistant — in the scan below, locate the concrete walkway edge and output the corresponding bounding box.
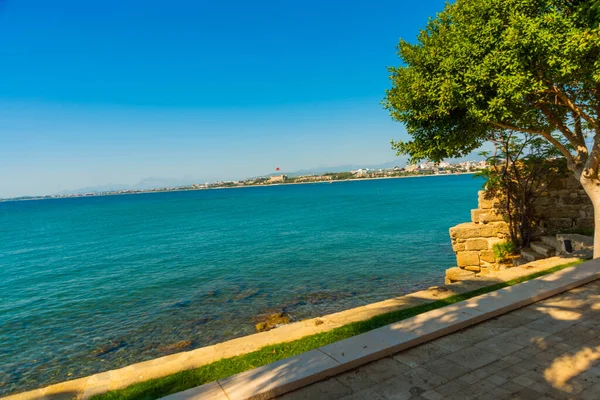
[162,259,600,400]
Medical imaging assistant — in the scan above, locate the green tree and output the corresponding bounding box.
[384,0,600,257]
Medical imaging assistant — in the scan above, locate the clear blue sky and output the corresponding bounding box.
[0,0,453,198]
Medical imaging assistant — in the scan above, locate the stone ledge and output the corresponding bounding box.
[449,222,509,240]
[161,258,600,400]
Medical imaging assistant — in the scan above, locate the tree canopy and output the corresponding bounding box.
[385,0,600,176]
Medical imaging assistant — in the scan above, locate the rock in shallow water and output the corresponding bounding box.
[158,340,193,353]
[91,340,126,356]
[234,289,261,301]
[280,290,357,312]
[306,290,356,305]
[171,300,191,308]
[254,312,291,332]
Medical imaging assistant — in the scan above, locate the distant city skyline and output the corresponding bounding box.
[0,0,466,198]
[2,154,488,199]
[3,158,486,200]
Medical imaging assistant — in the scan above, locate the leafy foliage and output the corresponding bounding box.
[492,240,516,261]
[384,0,599,170]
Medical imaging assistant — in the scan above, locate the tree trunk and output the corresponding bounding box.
[579,173,600,258]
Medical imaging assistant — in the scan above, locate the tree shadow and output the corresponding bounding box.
[274,274,600,399]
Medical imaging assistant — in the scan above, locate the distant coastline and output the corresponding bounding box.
[243,171,479,188]
[0,171,480,203]
[1,165,484,203]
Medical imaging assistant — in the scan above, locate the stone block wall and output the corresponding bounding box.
[534,177,594,233]
[446,176,593,283]
[448,192,510,278]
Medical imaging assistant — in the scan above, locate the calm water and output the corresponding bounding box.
[0,174,482,394]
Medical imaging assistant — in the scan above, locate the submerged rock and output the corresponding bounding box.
[281,299,307,312]
[279,290,357,313]
[91,340,125,356]
[171,300,191,308]
[234,289,261,301]
[254,312,291,332]
[158,340,193,353]
[305,290,355,305]
[193,316,213,326]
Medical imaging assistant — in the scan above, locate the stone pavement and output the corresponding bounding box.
[279,280,600,400]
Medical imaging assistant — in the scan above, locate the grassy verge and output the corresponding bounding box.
[93,260,582,400]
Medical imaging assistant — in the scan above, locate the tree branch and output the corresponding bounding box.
[585,84,600,181]
[552,84,597,128]
[583,134,600,181]
[491,122,574,167]
[538,104,583,151]
[573,112,585,145]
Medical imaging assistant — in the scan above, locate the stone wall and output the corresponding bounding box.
[446,176,593,283]
[533,177,594,233]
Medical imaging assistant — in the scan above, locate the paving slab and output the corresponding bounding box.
[218,350,342,400]
[160,382,228,400]
[278,379,352,400]
[392,342,454,367]
[318,322,420,367]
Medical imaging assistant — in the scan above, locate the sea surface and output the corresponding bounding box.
[0,174,482,395]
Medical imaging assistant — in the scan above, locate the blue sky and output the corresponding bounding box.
[0,0,454,198]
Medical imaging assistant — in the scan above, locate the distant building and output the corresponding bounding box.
[405,164,419,173]
[351,168,369,176]
[268,175,288,183]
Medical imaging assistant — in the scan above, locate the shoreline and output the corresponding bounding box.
[3,254,582,400]
[0,172,478,203]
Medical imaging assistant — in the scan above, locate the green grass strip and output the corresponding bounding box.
[93,260,583,400]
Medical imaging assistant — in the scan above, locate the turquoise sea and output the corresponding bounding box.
[0,174,482,395]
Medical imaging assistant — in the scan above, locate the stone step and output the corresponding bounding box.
[520,247,545,263]
[540,235,560,251]
[530,242,556,258]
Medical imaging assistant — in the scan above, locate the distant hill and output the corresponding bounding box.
[132,177,184,190]
[55,184,131,195]
[56,177,201,195]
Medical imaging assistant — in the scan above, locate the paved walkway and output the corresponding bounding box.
[279,280,600,400]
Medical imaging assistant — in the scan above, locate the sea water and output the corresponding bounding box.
[0,174,482,394]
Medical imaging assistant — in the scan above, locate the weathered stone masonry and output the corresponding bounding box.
[446,176,593,283]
